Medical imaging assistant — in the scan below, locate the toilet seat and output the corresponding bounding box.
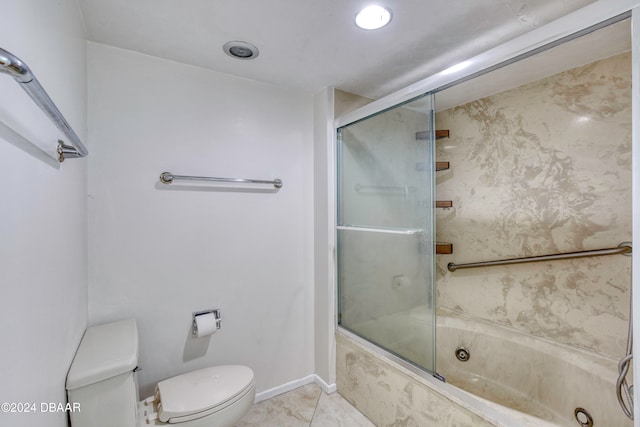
[155,365,255,423]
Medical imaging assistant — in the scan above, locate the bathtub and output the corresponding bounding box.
[339,307,631,427]
[435,310,631,426]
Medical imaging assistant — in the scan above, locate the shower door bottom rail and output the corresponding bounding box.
[337,225,423,236]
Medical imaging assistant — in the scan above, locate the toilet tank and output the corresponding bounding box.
[66,319,140,427]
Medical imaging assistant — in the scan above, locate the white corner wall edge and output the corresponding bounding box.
[313,374,337,395]
[335,0,640,129]
[312,86,337,386]
[254,374,337,403]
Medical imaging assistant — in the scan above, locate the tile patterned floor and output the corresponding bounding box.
[234,383,375,427]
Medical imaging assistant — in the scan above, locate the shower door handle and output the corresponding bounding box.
[337,225,423,235]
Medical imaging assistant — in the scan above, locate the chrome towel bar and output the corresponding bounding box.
[337,225,423,235]
[0,47,88,162]
[159,172,283,189]
[354,184,416,194]
[447,242,632,272]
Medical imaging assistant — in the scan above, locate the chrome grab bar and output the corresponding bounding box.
[159,172,283,189]
[447,242,632,272]
[0,47,88,162]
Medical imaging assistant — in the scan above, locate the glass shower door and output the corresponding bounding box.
[337,93,436,372]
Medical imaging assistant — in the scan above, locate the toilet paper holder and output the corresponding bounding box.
[192,309,221,336]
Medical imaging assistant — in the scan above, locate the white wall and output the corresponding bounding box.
[87,43,315,396]
[313,88,335,385]
[0,1,88,427]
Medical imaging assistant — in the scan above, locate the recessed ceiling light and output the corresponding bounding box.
[223,41,259,60]
[355,5,392,30]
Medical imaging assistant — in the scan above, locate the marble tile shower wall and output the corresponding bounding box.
[435,52,632,358]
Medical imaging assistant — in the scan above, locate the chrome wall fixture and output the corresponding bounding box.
[0,47,88,162]
[191,309,221,337]
[448,242,632,272]
[159,172,283,189]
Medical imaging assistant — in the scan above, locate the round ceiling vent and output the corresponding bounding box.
[223,41,259,60]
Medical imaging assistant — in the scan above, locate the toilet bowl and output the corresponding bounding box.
[66,319,255,427]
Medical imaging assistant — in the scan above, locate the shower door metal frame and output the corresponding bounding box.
[335,2,638,130]
[336,97,437,373]
[631,6,640,424]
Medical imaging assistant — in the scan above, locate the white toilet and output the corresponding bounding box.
[66,319,255,427]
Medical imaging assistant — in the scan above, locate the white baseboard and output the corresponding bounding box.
[313,374,337,394]
[254,374,337,403]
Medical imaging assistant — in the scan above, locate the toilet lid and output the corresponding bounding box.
[156,365,254,423]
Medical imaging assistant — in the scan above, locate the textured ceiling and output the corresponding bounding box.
[79,0,598,99]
